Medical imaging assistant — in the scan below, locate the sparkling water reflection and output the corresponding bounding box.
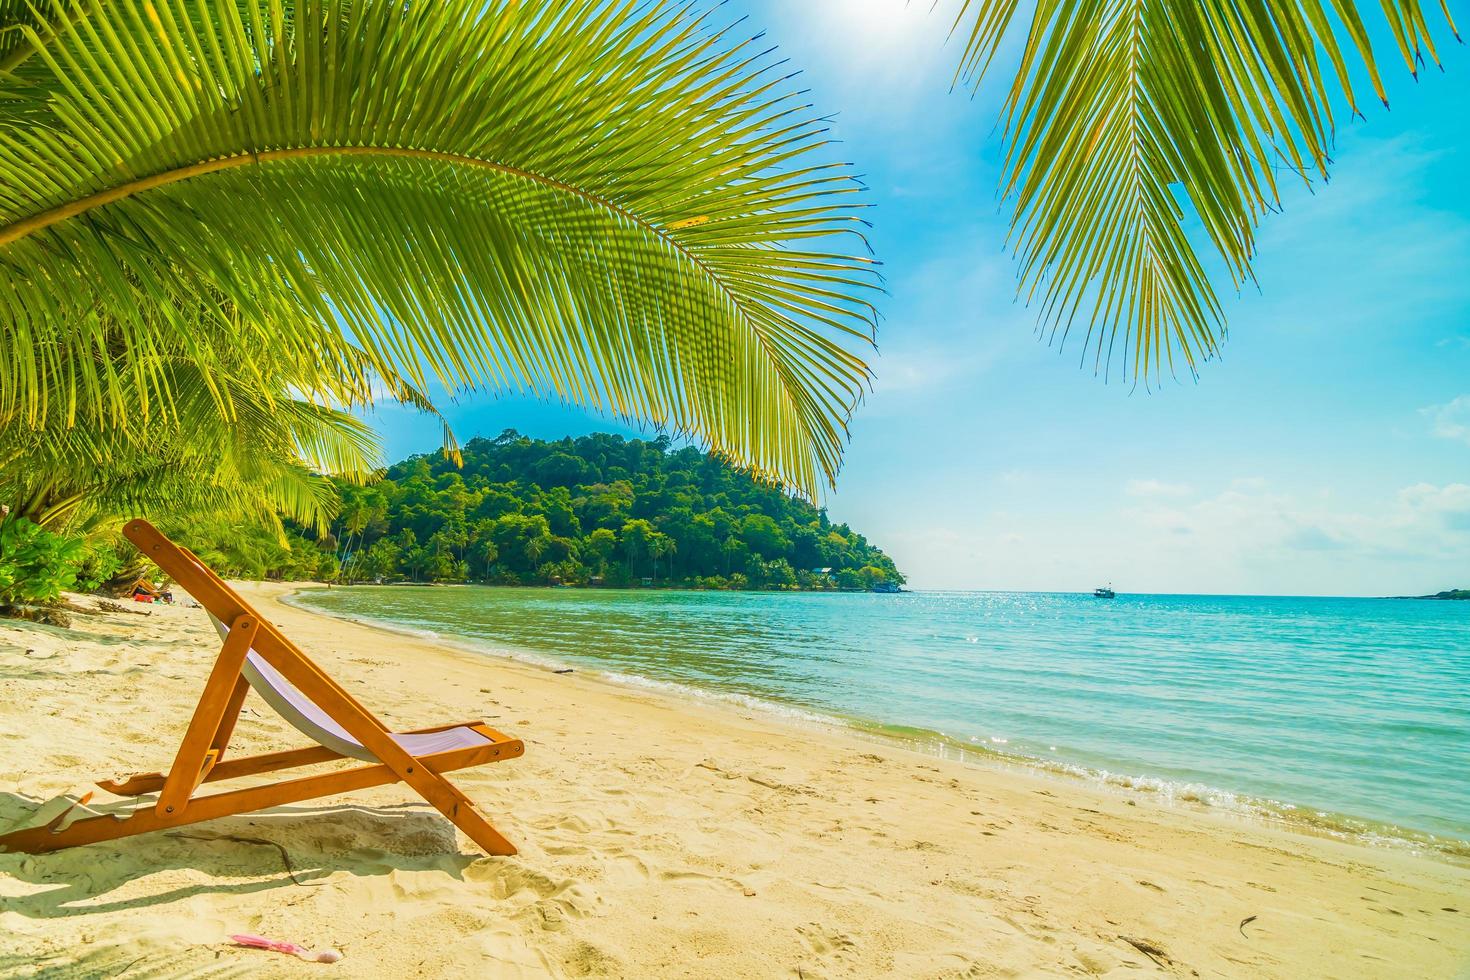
[295,587,1470,844]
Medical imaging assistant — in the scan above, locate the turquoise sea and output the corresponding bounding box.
[291,587,1470,852]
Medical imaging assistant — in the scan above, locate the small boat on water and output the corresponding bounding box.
[1093,584,1116,598]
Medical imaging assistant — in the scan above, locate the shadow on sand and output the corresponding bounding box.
[0,795,476,920]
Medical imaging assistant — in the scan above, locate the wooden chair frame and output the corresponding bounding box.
[0,519,523,856]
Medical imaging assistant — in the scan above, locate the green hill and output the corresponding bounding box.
[307,430,903,592]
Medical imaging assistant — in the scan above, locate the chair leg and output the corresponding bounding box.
[0,740,510,855]
[156,615,258,816]
[211,676,252,759]
[421,776,518,856]
[262,652,522,857]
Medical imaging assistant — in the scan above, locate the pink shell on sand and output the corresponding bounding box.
[230,934,341,964]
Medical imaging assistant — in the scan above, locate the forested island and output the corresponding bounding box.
[203,431,905,592]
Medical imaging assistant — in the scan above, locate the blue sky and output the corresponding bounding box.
[371,1,1470,596]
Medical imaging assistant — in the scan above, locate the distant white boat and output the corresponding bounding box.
[1093,584,1116,598]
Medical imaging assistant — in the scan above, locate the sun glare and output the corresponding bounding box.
[843,0,926,38]
[847,0,912,26]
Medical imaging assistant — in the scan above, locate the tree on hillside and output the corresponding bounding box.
[297,432,904,591]
[584,529,619,580]
[650,533,676,584]
[738,515,790,561]
[491,515,555,577]
[621,520,657,580]
[723,536,750,577]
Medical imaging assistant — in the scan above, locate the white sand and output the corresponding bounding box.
[1,582,1467,977]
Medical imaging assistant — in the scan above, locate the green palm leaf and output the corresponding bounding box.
[0,356,384,534]
[950,0,1458,381]
[0,0,879,497]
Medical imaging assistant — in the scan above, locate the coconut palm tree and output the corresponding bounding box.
[649,531,674,583]
[0,0,880,501]
[948,0,1459,382]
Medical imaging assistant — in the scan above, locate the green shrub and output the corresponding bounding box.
[0,518,85,607]
[73,541,126,592]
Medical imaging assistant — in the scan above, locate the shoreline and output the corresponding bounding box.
[286,584,1470,864]
[3,582,1468,976]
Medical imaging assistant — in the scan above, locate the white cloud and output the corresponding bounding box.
[1121,480,1470,583]
[1125,479,1193,498]
[1423,395,1470,446]
[890,479,1470,594]
[1394,482,1470,533]
[872,345,999,396]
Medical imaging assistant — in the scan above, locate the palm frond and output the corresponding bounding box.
[950,0,1458,382]
[0,0,880,496]
[0,358,382,534]
[0,0,49,68]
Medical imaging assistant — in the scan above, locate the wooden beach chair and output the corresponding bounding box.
[0,519,523,856]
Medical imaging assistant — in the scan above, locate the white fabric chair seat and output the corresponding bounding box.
[213,615,489,763]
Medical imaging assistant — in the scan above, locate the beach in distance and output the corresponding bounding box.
[2,582,1468,977]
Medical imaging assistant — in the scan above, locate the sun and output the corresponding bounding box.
[832,0,929,48]
[846,0,917,28]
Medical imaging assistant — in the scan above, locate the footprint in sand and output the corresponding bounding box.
[464,857,604,923]
[544,812,598,834]
[607,852,652,881]
[796,922,857,960]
